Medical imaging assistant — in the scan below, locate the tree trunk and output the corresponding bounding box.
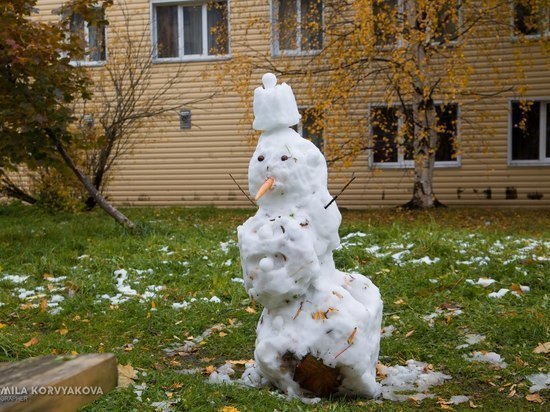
[402,2,445,210]
[0,175,37,204]
[85,136,114,210]
[402,103,445,210]
[46,129,135,230]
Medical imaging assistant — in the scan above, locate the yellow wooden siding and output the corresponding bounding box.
[30,0,550,208]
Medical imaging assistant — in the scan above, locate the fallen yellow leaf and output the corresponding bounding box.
[533,342,550,354]
[58,328,69,336]
[205,365,216,374]
[40,299,48,312]
[228,359,253,365]
[394,298,406,305]
[23,337,39,347]
[220,407,240,412]
[0,323,7,329]
[117,363,137,388]
[245,306,256,314]
[405,330,415,338]
[219,332,228,337]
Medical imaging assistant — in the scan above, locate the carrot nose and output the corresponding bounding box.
[255,177,275,200]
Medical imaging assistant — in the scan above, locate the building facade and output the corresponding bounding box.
[34,0,550,208]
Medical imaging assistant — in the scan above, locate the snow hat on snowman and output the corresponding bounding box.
[253,73,301,132]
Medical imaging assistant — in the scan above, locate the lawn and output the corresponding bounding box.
[0,205,548,411]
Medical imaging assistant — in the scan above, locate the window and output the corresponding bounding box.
[370,104,459,167]
[374,1,460,46]
[273,0,323,55]
[153,1,229,60]
[69,9,106,63]
[293,108,324,152]
[510,100,550,164]
[512,1,549,36]
[432,1,460,44]
[373,0,398,46]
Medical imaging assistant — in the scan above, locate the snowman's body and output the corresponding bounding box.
[238,74,383,400]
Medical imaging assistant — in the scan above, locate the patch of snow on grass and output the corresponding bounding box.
[464,351,507,368]
[457,256,490,266]
[488,288,509,299]
[171,301,190,310]
[379,360,451,402]
[381,325,396,338]
[2,274,29,284]
[208,362,235,384]
[410,256,440,265]
[455,334,485,349]
[526,373,549,393]
[466,278,496,287]
[449,395,470,404]
[219,240,236,254]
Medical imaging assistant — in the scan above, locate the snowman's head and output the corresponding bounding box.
[249,128,327,207]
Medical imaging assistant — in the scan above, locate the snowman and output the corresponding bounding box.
[238,73,383,401]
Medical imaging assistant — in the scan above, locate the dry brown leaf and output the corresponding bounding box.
[40,299,48,313]
[525,393,543,404]
[245,306,256,314]
[533,342,550,354]
[510,283,524,296]
[117,363,137,388]
[347,327,358,344]
[23,337,39,347]
[376,362,387,379]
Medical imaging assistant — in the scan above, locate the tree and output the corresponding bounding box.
[216,0,549,208]
[74,0,213,210]
[0,0,135,229]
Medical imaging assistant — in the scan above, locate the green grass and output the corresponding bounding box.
[0,204,548,411]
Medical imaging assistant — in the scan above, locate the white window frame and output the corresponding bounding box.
[510,1,550,40]
[151,0,231,63]
[508,99,550,166]
[271,0,324,56]
[368,103,461,169]
[68,11,108,67]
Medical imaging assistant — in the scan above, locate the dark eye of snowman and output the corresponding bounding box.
[258,155,265,162]
[281,155,289,161]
